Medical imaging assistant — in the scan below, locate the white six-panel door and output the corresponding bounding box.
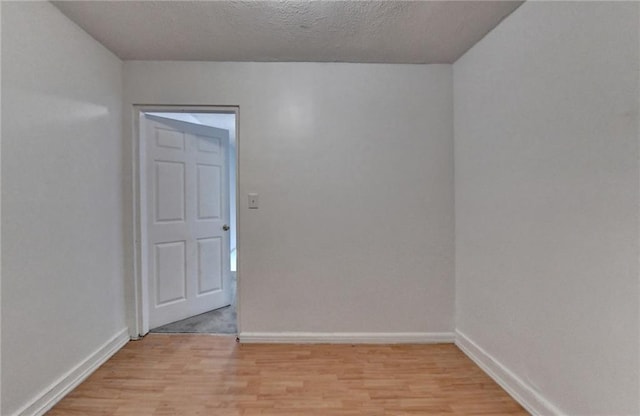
[145,114,231,329]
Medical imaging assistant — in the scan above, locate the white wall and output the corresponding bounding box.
[454,2,639,415]
[1,2,126,415]
[123,62,454,335]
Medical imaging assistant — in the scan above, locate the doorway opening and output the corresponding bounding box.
[135,108,238,336]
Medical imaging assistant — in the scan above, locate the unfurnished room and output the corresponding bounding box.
[1,1,639,415]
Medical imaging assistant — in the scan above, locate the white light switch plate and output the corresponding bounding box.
[248,193,259,209]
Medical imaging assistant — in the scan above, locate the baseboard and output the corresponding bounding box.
[455,330,565,416]
[12,327,130,416]
[238,331,455,344]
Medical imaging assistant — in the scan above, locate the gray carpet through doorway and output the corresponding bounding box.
[150,305,236,334]
[150,276,237,334]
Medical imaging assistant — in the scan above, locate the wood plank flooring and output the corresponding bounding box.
[48,334,527,415]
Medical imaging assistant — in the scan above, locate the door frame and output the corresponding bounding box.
[131,105,240,337]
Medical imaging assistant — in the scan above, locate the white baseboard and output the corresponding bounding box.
[239,331,455,344]
[12,328,130,416]
[455,330,564,416]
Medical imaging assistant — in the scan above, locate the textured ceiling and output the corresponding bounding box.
[52,1,523,64]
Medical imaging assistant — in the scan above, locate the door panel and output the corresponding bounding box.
[197,164,221,219]
[154,241,187,305]
[196,134,220,153]
[197,237,223,295]
[155,161,185,222]
[156,128,185,150]
[145,114,231,329]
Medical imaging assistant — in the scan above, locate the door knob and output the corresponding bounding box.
[223,224,230,231]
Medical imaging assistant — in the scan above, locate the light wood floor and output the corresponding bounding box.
[48,334,527,415]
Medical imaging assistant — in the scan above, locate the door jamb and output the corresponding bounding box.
[131,105,240,338]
